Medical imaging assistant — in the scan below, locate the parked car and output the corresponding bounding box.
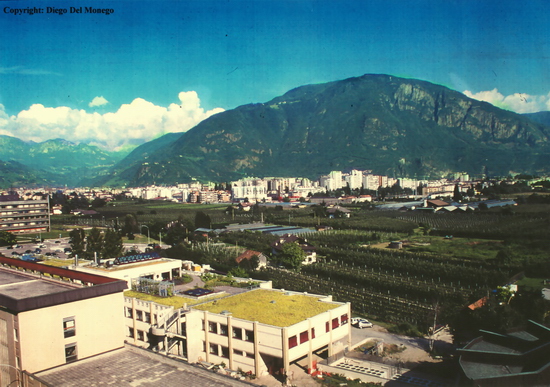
[352,318,373,329]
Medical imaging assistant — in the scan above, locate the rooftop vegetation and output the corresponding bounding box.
[192,289,340,327]
[124,290,225,307]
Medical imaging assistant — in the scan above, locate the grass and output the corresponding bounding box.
[515,277,547,291]
[369,234,504,261]
[124,290,226,307]
[192,289,340,327]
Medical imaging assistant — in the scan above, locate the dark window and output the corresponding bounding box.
[221,346,229,358]
[209,343,218,355]
[136,310,143,321]
[65,343,77,363]
[144,312,151,323]
[233,349,244,356]
[300,330,309,344]
[326,321,330,332]
[126,307,133,318]
[128,327,134,338]
[341,314,349,324]
[332,318,339,329]
[311,327,316,339]
[208,322,218,334]
[220,324,228,336]
[245,329,254,342]
[289,335,298,348]
[137,330,145,341]
[63,317,76,338]
[232,327,243,340]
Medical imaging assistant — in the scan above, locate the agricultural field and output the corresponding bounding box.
[44,198,550,333]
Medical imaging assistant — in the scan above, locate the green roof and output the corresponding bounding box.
[192,289,341,327]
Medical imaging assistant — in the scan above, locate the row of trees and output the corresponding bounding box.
[69,227,124,261]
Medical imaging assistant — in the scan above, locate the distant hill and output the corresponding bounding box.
[524,111,550,127]
[0,136,129,187]
[101,74,550,186]
[90,132,183,187]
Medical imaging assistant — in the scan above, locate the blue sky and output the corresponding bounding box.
[1,0,549,150]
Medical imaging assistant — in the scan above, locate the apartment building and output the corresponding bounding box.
[0,195,50,234]
[0,256,127,382]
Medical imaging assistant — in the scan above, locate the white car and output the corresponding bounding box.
[352,318,373,329]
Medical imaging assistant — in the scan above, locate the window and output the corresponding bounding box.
[14,328,18,342]
[245,329,254,342]
[288,335,298,348]
[65,343,77,363]
[300,330,309,344]
[128,327,135,338]
[233,349,244,356]
[326,321,330,333]
[246,351,255,359]
[341,314,349,324]
[144,312,151,323]
[209,343,218,355]
[232,327,243,340]
[311,328,315,339]
[221,346,229,358]
[220,324,228,336]
[208,322,218,334]
[137,330,145,341]
[126,307,133,319]
[63,317,76,338]
[136,310,143,321]
[332,318,339,330]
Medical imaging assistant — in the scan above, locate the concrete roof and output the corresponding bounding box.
[0,270,76,300]
[0,258,127,313]
[34,345,254,387]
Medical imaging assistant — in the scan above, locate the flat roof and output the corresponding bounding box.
[0,257,127,313]
[0,270,76,300]
[192,289,342,327]
[34,345,253,387]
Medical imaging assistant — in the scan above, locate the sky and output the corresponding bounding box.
[1,0,549,151]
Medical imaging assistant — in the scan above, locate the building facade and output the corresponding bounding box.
[0,257,127,383]
[0,196,50,234]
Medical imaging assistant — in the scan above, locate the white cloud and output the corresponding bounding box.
[463,88,550,114]
[0,91,224,151]
[88,96,109,107]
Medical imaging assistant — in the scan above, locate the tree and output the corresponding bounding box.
[194,211,211,229]
[86,227,104,259]
[453,184,463,202]
[228,267,248,278]
[69,228,86,257]
[102,228,124,259]
[122,214,139,236]
[278,242,305,270]
[0,231,16,247]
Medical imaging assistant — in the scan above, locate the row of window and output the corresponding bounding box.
[126,307,152,323]
[207,343,255,359]
[288,314,348,349]
[206,321,254,342]
[127,327,147,341]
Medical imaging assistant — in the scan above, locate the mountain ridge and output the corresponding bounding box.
[98,74,550,186]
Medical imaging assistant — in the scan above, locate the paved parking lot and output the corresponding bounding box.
[0,237,74,261]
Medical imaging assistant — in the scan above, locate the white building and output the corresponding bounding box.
[125,288,351,377]
[231,178,269,202]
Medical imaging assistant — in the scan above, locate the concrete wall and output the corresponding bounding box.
[17,292,125,373]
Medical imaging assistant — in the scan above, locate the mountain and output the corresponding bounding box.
[101,74,550,186]
[0,136,130,187]
[90,132,183,187]
[524,111,550,127]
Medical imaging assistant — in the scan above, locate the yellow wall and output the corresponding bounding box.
[17,292,125,373]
